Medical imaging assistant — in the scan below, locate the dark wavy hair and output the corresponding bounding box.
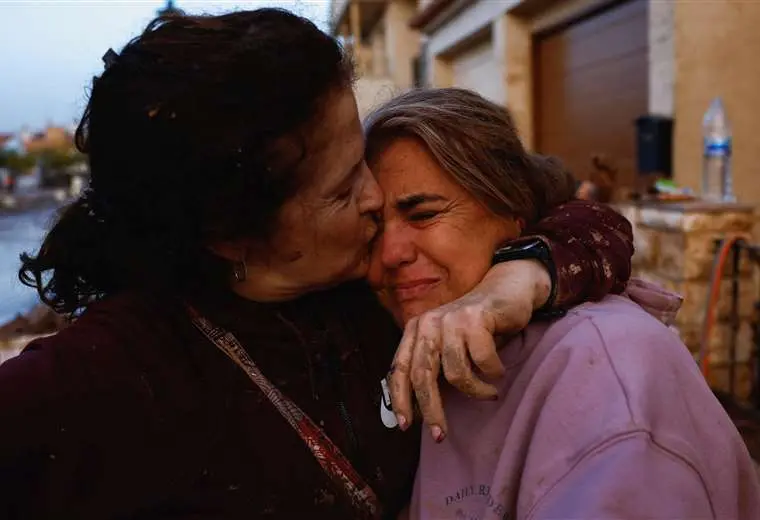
[20,9,354,316]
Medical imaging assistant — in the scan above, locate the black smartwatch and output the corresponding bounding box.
[491,237,566,320]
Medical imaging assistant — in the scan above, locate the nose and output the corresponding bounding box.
[357,163,384,215]
[378,221,416,269]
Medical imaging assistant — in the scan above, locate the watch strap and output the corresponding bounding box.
[492,236,561,317]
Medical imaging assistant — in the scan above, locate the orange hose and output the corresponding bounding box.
[700,236,743,381]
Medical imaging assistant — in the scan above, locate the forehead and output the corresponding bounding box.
[314,90,363,162]
[372,137,462,199]
[285,89,364,194]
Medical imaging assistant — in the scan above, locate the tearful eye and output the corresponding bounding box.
[408,211,438,222]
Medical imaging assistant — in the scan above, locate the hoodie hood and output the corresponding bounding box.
[623,277,683,327]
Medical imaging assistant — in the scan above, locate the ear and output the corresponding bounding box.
[497,217,523,244]
[515,217,526,234]
[506,217,524,237]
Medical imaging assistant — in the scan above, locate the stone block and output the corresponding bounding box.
[636,272,754,326]
[655,229,753,280]
[638,206,754,233]
[711,321,754,365]
[682,211,755,233]
[632,226,659,268]
[656,230,690,279]
[678,277,754,326]
[708,362,754,401]
[613,203,640,229]
[639,207,681,230]
[678,320,753,364]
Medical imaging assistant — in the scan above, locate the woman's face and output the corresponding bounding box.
[367,138,521,325]
[225,89,384,299]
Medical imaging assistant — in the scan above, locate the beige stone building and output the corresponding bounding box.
[330,0,421,117]
[331,0,760,205]
[330,0,760,398]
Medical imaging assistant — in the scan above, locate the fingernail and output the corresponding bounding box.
[397,414,408,431]
[431,425,446,443]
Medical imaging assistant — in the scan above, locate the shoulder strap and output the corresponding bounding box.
[185,304,381,519]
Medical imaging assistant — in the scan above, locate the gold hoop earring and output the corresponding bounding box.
[233,260,247,283]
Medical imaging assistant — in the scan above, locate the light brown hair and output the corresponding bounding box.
[364,87,576,224]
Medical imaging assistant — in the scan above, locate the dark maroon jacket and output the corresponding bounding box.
[0,200,633,519]
[0,282,418,519]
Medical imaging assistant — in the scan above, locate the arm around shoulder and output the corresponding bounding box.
[524,199,634,307]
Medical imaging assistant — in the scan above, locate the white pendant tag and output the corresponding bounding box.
[380,378,398,429]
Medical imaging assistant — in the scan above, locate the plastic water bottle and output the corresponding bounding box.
[701,97,735,202]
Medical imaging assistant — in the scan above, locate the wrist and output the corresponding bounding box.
[480,260,550,310]
[526,259,552,310]
[492,236,558,310]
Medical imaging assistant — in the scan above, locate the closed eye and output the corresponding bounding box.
[336,187,353,200]
[408,211,439,222]
[333,160,364,202]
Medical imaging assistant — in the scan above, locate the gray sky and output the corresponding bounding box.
[0,1,330,132]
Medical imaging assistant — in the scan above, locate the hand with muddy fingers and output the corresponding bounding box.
[388,259,551,442]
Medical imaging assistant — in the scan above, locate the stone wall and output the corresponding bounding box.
[385,0,420,90]
[618,201,757,399]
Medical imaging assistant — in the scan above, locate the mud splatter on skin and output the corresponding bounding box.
[442,345,479,397]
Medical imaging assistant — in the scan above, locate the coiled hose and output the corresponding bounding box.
[700,235,745,382]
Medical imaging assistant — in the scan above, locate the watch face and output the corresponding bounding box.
[503,240,540,254]
[513,242,535,253]
[493,239,548,264]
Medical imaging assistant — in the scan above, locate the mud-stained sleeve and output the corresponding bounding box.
[522,199,634,308]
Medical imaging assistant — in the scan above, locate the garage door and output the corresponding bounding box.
[534,0,648,187]
[451,37,504,105]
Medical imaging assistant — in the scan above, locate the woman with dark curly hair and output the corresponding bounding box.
[0,9,633,519]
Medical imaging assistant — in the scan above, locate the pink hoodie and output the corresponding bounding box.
[410,279,760,519]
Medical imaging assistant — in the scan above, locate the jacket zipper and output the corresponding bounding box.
[325,346,365,474]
